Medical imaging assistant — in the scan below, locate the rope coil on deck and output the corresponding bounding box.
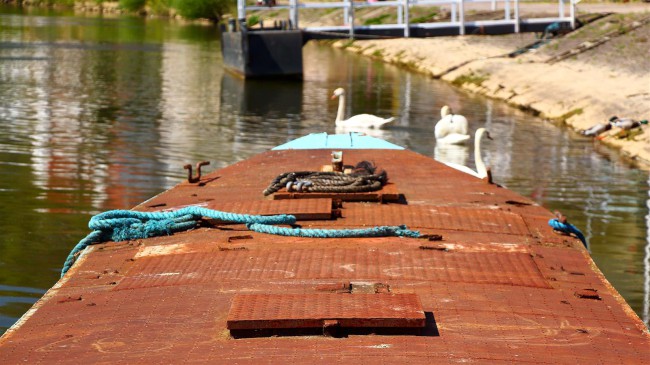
[263,161,387,196]
[61,205,420,277]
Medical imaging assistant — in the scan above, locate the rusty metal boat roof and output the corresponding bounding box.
[1,134,649,363]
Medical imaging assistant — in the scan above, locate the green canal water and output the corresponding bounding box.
[1,5,649,334]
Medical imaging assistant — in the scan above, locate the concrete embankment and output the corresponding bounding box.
[331,8,650,167]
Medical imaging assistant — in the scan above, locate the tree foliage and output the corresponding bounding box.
[12,0,234,22]
[171,0,231,21]
[119,0,147,11]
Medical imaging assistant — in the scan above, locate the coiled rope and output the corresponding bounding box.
[548,218,588,250]
[61,207,296,277]
[263,161,387,196]
[61,206,420,277]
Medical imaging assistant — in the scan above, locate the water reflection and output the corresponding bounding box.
[220,73,306,155]
[221,75,303,118]
[434,143,469,167]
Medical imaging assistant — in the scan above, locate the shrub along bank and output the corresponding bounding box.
[5,0,233,21]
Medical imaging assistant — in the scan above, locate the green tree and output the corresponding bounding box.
[172,0,232,21]
[119,0,147,11]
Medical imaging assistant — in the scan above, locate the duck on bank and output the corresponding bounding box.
[581,116,648,139]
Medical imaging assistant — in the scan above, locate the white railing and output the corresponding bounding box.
[237,0,578,37]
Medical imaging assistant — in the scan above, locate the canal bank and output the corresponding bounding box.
[330,9,650,168]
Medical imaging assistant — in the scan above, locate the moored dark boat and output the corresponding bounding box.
[1,133,649,363]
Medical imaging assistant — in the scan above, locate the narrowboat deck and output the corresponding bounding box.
[1,134,648,363]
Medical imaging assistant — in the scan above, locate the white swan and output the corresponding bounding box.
[436,133,471,144]
[435,105,469,144]
[441,128,492,179]
[332,88,395,129]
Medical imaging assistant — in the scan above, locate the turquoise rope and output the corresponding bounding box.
[61,207,297,277]
[61,206,420,277]
[246,223,420,238]
[548,218,588,250]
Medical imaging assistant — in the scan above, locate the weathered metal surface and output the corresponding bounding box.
[143,198,334,220]
[226,293,425,329]
[207,198,335,220]
[341,205,531,235]
[113,247,550,290]
[141,188,337,214]
[1,147,649,364]
[272,182,401,202]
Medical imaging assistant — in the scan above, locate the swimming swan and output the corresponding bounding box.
[332,88,395,129]
[441,128,492,179]
[436,133,471,145]
[435,105,469,144]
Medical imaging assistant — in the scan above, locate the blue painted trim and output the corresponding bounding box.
[273,132,404,150]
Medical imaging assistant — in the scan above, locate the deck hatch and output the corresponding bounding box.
[141,198,334,220]
[116,249,549,290]
[272,183,401,202]
[344,205,531,235]
[227,293,426,335]
[207,198,334,220]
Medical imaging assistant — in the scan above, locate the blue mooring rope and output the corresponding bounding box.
[548,218,588,250]
[246,223,420,238]
[61,207,420,277]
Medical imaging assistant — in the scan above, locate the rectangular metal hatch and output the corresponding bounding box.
[227,293,426,337]
[207,198,335,220]
[141,198,335,220]
[271,183,402,202]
